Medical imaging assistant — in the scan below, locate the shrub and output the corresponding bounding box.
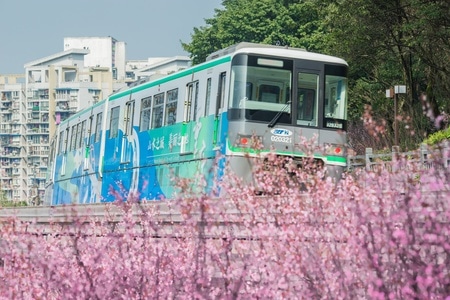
[0,200,28,208]
[423,127,450,146]
[0,149,449,298]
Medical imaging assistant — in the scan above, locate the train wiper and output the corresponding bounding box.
[268,101,291,128]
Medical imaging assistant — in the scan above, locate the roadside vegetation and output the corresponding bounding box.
[0,144,449,298]
[1,0,449,297]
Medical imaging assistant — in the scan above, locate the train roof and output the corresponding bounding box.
[59,43,348,127]
[206,42,348,66]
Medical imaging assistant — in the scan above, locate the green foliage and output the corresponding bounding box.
[0,200,28,207]
[183,0,450,150]
[423,127,450,146]
[324,0,449,144]
[182,0,329,64]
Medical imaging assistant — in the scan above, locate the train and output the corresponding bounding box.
[44,42,349,205]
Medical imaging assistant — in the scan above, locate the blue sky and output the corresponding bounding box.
[0,0,222,74]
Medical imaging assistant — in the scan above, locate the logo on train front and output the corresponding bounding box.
[270,128,292,137]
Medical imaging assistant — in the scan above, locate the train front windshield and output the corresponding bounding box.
[228,53,348,129]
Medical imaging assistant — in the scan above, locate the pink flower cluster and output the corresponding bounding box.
[0,150,449,299]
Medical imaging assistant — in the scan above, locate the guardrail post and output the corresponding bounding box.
[420,143,428,169]
[392,146,399,172]
[365,148,373,171]
[443,140,449,168]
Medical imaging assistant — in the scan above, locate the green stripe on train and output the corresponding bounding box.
[109,56,231,101]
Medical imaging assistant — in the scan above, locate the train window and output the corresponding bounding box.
[192,82,200,120]
[87,115,93,145]
[297,72,319,126]
[109,106,120,138]
[205,78,212,116]
[165,89,178,126]
[79,120,86,148]
[95,112,102,142]
[258,84,281,103]
[325,75,348,120]
[231,81,253,107]
[64,127,69,153]
[58,130,64,154]
[184,84,193,122]
[186,82,199,121]
[70,125,77,150]
[216,72,226,116]
[140,96,152,131]
[124,101,135,136]
[152,93,165,128]
[75,123,82,149]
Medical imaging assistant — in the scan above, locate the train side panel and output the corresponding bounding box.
[47,102,105,204]
[97,58,231,202]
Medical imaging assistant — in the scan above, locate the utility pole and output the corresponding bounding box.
[386,85,406,148]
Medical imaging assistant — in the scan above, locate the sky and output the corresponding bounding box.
[0,0,223,74]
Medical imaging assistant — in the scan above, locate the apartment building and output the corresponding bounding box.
[63,36,126,81]
[0,37,191,205]
[0,74,27,202]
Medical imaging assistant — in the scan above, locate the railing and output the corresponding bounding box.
[347,142,450,171]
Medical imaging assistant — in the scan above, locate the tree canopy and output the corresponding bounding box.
[182,0,450,151]
[182,0,327,64]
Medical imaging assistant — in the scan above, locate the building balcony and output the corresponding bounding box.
[28,150,49,157]
[2,151,19,158]
[27,128,49,134]
[27,117,49,124]
[55,95,70,102]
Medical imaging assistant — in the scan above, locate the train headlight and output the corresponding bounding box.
[325,143,346,156]
[235,134,263,148]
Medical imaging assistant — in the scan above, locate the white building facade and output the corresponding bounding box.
[64,36,126,81]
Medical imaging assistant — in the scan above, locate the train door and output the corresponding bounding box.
[181,81,199,154]
[84,113,94,170]
[121,100,135,163]
[61,126,69,176]
[214,72,226,146]
[293,69,320,149]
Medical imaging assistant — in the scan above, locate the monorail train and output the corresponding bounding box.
[44,42,348,205]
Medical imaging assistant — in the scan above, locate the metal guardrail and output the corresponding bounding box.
[0,197,316,238]
[1,143,448,226]
[0,202,183,224]
[347,143,450,171]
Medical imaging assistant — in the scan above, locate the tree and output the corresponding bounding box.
[182,0,328,64]
[323,0,450,148]
[183,0,450,150]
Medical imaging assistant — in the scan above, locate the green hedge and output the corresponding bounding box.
[0,200,28,207]
[423,127,450,146]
